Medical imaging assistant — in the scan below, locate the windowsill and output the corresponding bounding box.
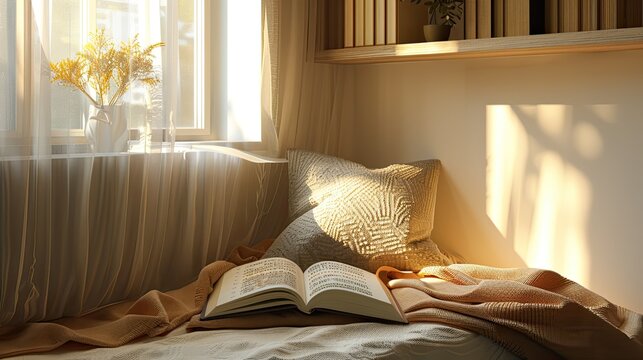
[0,141,287,164]
[189,144,286,163]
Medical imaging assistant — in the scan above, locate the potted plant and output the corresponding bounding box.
[404,0,464,42]
[49,29,163,152]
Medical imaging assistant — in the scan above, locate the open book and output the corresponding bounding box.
[201,257,407,323]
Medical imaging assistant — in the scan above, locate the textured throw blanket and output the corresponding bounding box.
[1,242,641,359]
[379,265,643,359]
[0,240,272,359]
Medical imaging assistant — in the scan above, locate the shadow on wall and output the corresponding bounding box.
[344,50,643,313]
[433,168,528,267]
[484,102,643,307]
[426,100,643,314]
[485,104,603,286]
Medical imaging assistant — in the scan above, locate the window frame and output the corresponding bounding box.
[0,0,28,146]
[1,0,260,148]
[174,0,214,141]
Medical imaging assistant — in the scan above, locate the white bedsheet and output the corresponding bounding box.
[19,322,519,360]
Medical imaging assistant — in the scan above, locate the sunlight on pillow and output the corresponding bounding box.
[263,150,452,272]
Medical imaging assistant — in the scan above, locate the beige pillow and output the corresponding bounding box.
[263,150,452,272]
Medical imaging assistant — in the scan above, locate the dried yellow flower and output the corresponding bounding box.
[50,29,164,107]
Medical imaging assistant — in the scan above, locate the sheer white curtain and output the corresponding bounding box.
[263,0,348,157]
[0,0,288,326]
[0,0,174,157]
[1,0,345,326]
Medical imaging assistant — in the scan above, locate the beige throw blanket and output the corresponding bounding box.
[1,242,641,359]
[0,240,272,359]
[379,265,643,359]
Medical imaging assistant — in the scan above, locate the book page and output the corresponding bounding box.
[215,257,305,307]
[303,261,390,304]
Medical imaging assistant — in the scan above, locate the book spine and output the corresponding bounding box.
[559,0,579,32]
[504,0,529,36]
[364,0,374,45]
[617,0,642,28]
[477,0,492,38]
[344,0,354,47]
[355,0,365,46]
[493,0,503,37]
[325,0,345,49]
[318,0,327,51]
[529,0,546,35]
[520,0,530,35]
[581,0,598,31]
[599,0,616,29]
[545,0,559,33]
[386,0,397,44]
[375,0,385,45]
[465,0,477,39]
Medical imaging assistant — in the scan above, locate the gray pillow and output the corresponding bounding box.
[263,150,452,272]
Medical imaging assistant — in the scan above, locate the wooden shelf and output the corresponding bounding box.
[315,27,643,64]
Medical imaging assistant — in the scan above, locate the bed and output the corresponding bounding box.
[17,323,519,360]
[1,150,641,359]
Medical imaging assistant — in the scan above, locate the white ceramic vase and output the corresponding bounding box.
[85,104,128,153]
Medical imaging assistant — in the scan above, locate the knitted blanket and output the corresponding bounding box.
[1,242,641,359]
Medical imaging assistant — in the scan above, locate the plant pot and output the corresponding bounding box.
[85,104,129,153]
[423,24,452,42]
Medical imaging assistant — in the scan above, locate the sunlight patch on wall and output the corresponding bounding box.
[560,165,591,284]
[537,104,567,140]
[591,104,618,124]
[486,104,593,286]
[485,105,527,238]
[527,152,590,284]
[572,121,603,159]
[527,152,561,270]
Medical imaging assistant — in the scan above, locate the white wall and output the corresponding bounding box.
[339,49,643,313]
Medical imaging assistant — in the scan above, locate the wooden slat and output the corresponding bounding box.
[477,0,492,38]
[321,0,344,50]
[365,0,374,45]
[375,0,385,45]
[344,0,354,47]
[493,0,503,37]
[545,0,558,34]
[385,0,396,44]
[581,0,598,31]
[315,27,643,64]
[599,0,617,30]
[355,0,364,46]
[559,0,579,32]
[504,0,529,37]
[465,0,477,39]
[617,0,642,28]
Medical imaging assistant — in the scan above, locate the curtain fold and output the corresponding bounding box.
[264,0,347,157]
[0,0,290,326]
[0,152,287,325]
[1,0,346,327]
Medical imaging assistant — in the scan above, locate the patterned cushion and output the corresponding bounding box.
[263,150,452,272]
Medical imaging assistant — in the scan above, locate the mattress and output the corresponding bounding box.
[18,322,519,359]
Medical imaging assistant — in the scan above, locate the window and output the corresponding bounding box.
[49,0,86,131]
[217,0,261,142]
[0,0,262,148]
[0,0,16,132]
